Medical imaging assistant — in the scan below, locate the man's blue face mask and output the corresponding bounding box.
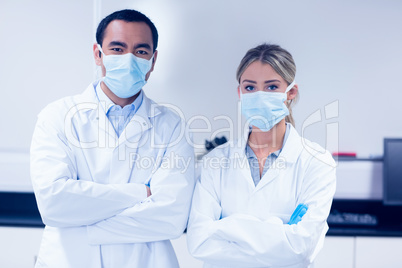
[240,81,295,132]
[98,44,154,99]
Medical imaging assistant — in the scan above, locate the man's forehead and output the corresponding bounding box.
[103,20,153,47]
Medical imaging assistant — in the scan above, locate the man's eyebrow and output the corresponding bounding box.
[134,43,152,50]
[108,41,127,48]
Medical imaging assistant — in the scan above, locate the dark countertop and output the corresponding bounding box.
[327,199,402,237]
[1,192,402,236]
[328,227,402,237]
[0,192,44,227]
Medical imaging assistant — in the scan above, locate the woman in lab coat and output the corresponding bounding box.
[187,44,336,268]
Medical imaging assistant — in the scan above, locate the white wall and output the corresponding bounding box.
[0,0,94,151]
[99,0,402,157]
[1,0,402,189]
[0,0,94,190]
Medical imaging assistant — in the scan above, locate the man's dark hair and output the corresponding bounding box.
[96,9,158,52]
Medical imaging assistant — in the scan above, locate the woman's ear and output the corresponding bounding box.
[287,84,298,100]
[237,86,241,99]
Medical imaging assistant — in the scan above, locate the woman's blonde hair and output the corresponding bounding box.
[236,43,299,126]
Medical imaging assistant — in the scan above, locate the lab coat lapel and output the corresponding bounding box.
[254,163,280,192]
[117,94,154,147]
[254,125,304,193]
[77,85,155,149]
[97,101,119,147]
[240,155,256,189]
[232,139,257,189]
[76,83,118,146]
[109,94,161,184]
[76,86,162,184]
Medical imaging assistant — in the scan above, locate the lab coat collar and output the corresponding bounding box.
[226,124,304,191]
[278,124,304,164]
[231,123,303,165]
[78,82,162,118]
[75,83,163,148]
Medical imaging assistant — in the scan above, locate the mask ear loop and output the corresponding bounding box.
[285,81,296,108]
[285,81,296,93]
[149,54,155,64]
[97,44,104,57]
[95,44,105,80]
[238,85,253,136]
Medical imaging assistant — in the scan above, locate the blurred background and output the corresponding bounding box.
[1,0,401,157]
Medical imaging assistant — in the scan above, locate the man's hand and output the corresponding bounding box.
[146,185,152,197]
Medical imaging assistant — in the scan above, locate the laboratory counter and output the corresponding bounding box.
[0,192,43,227]
[1,192,402,237]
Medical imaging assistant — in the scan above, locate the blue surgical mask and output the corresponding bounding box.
[98,44,154,98]
[241,81,295,132]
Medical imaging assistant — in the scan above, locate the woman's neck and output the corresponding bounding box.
[248,120,286,157]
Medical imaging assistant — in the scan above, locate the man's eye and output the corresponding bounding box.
[245,86,255,91]
[136,50,148,55]
[111,48,123,52]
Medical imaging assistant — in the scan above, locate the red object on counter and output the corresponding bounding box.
[332,152,357,157]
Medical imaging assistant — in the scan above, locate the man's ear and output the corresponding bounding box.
[145,50,158,81]
[93,43,102,66]
[149,50,158,72]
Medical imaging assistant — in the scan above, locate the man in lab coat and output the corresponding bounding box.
[30,9,195,268]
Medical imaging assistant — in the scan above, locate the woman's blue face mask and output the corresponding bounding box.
[240,81,295,132]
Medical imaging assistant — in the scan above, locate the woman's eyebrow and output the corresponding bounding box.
[242,80,256,84]
[242,79,282,84]
[264,79,281,84]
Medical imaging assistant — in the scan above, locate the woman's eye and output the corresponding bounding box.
[267,85,278,91]
[245,86,255,91]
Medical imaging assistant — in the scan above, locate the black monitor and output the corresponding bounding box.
[383,138,402,205]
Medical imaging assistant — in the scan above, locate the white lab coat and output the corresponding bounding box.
[30,83,195,268]
[187,124,336,268]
